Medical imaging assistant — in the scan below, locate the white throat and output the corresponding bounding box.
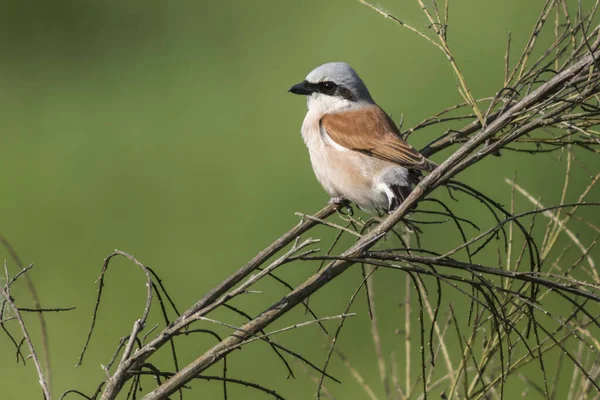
[306,93,371,116]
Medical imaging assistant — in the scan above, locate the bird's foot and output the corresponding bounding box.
[328,196,347,205]
[329,196,353,216]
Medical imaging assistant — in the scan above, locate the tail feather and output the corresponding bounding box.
[387,167,425,212]
[387,183,412,212]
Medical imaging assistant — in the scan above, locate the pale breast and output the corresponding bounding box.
[301,110,389,209]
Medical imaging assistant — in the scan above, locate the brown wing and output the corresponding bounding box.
[321,105,437,172]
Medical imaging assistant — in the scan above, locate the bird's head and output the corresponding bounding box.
[289,62,375,114]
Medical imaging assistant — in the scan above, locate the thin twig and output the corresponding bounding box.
[0,283,51,399]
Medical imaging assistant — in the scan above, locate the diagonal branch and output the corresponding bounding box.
[134,39,600,399]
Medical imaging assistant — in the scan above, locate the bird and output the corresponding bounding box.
[288,62,437,213]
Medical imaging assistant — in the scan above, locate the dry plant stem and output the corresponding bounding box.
[404,274,411,398]
[97,251,153,400]
[568,341,585,400]
[391,352,405,400]
[401,98,479,135]
[132,371,285,400]
[138,40,600,399]
[0,284,51,400]
[366,267,391,399]
[469,262,600,398]
[363,253,600,302]
[296,212,363,238]
[359,0,484,124]
[335,349,380,400]
[295,360,335,400]
[552,143,573,248]
[400,228,411,399]
[317,266,376,399]
[183,202,338,320]
[504,31,512,86]
[192,238,320,320]
[415,277,455,384]
[422,311,455,395]
[471,313,600,399]
[197,313,356,348]
[357,0,445,52]
[416,0,484,124]
[514,0,555,81]
[505,173,516,286]
[542,172,600,265]
[94,204,337,399]
[472,264,600,393]
[0,236,52,391]
[505,178,598,282]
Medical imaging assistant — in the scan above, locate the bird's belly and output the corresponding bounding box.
[308,144,389,210]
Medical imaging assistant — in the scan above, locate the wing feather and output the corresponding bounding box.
[320,106,437,172]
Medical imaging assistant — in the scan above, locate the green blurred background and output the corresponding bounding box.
[1,1,598,399]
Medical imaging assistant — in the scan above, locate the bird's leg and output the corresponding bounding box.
[328,196,347,205]
[329,196,353,216]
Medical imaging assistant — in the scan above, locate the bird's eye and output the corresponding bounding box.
[320,81,337,93]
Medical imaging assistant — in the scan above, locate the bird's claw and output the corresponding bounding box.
[329,196,354,216]
[328,196,347,205]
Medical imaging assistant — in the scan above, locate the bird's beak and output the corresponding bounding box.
[288,80,314,95]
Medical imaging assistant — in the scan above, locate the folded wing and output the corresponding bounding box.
[320,105,437,172]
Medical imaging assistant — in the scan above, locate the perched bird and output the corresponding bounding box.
[289,62,437,213]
